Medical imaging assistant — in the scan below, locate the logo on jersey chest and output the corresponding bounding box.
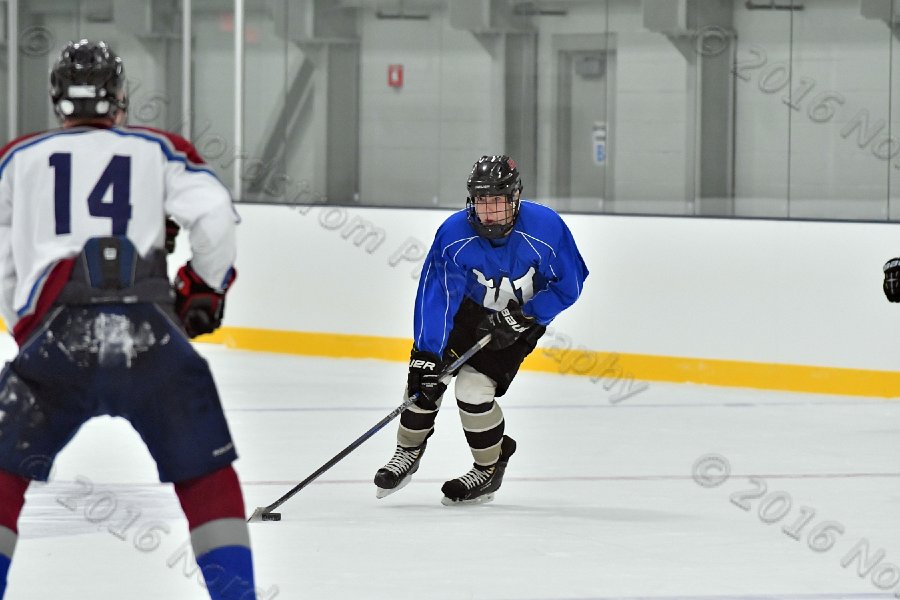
[473,267,535,310]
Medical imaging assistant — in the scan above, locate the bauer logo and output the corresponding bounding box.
[410,359,436,370]
[502,310,527,331]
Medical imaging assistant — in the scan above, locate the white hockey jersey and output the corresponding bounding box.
[0,125,238,340]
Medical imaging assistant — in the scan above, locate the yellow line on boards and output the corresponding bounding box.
[194,326,900,399]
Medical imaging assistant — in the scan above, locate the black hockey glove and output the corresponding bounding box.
[885,258,900,302]
[407,349,447,410]
[476,301,535,350]
[174,262,236,338]
[164,217,180,254]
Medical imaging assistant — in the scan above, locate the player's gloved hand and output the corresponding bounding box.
[164,217,180,254]
[407,348,446,410]
[476,301,535,350]
[885,258,900,302]
[174,262,236,338]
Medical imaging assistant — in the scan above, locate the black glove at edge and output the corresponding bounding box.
[884,257,900,302]
[407,348,447,410]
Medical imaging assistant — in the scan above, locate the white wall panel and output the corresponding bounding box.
[359,4,497,208]
[187,204,900,373]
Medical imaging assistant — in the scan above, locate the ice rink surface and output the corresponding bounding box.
[5,336,900,600]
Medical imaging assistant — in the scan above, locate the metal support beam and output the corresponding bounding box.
[245,58,315,196]
[8,0,18,138]
[182,0,191,138]
[233,0,244,197]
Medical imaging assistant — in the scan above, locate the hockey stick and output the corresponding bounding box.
[247,333,492,523]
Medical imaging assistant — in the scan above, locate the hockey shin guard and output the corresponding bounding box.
[0,470,29,599]
[458,398,505,466]
[174,466,255,600]
[455,366,505,466]
[397,397,442,448]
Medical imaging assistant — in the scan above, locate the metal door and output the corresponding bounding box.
[555,46,613,211]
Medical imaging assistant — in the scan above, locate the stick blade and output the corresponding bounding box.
[247,506,275,523]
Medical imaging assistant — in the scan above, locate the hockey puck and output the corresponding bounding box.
[262,512,281,521]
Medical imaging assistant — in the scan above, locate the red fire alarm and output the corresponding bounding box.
[387,64,404,88]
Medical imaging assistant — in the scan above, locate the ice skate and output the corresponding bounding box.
[374,443,426,499]
[441,435,516,506]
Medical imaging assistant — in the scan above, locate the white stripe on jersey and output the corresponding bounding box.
[441,236,478,264]
[515,230,558,258]
[415,261,433,348]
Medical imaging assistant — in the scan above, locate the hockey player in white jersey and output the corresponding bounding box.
[0,40,256,599]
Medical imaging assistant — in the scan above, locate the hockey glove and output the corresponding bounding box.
[407,349,447,410]
[476,301,535,350]
[174,262,236,338]
[885,257,900,302]
[164,217,180,254]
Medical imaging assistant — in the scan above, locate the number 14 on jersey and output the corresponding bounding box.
[49,152,132,236]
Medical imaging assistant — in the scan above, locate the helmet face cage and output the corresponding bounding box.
[50,40,128,121]
[466,155,523,240]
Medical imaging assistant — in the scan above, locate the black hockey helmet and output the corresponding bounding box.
[466,155,523,239]
[50,40,127,121]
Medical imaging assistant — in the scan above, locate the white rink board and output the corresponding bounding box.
[178,203,900,372]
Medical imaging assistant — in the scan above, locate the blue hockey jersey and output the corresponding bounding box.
[413,200,589,355]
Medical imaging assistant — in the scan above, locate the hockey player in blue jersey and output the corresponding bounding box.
[374,155,589,505]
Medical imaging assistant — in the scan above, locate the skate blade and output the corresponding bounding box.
[375,473,413,499]
[441,492,495,506]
